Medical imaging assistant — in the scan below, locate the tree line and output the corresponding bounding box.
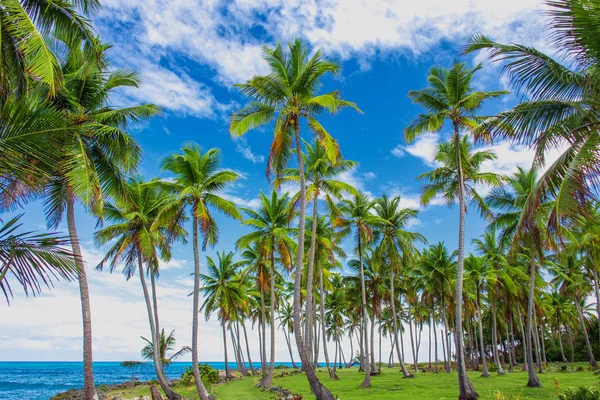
[1,1,600,400]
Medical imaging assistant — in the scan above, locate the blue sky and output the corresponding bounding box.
[1,0,560,363]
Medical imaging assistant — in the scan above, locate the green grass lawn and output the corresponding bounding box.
[106,364,600,399]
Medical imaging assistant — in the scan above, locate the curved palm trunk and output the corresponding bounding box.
[291,123,335,400]
[491,301,505,374]
[453,128,477,400]
[357,233,371,387]
[476,290,490,378]
[222,322,234,379]
[557,326,568,363]
[532,312,543,373]
[191,220,212,400]
[283,328,298,369]
[66,195,98,400]
[525,253,541,387]
[305,196,319,361]
[389,270,413,377]
[407,306,419,373]
[575,295,597,367]
[260,287,268,377]
[370,310,376,371]
[241,320,258,374]
[137,255,182,400]
[319,266,338,379]
[150,274,171,385]
[262,250,276,387]
[433,315,439,373]
[345,331,354,368]
[441,299,451,373]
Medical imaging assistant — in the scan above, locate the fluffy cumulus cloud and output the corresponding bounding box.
[392,132,440,167]
[96,0,547,117]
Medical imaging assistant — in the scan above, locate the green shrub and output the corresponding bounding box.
[558,386,600,400]
[180,364,219,387]
[489,389,521,400]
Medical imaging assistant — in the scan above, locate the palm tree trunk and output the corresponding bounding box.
[390,271,412,377]
[525,252,541,387]
[477,290,490,377]
[370,310,376,371]
[472,320,479,370]
[532,312,543,373]
[429,316,432,370]
[407,306,419,373]
[575,295,597,367]
[346,330,354,368]
[66,194,98,400]
[291,122,335,400]
[441,300,451,372]
[305,196,319,361]
[241,321,258,374]
[259,287,268,378]
[319,265,338,379]
[357,232,371,387]
[441,328,447,371]
[231,324,248,376]
[262,249,277,387]
[137,255,182,400]
[433,314,439,373]
[491,300,505,374]
[150,274,171,385]
[453,128,477,400]
[359,314,365,372]
[222,322,233,379]
[191,219,212,400]
[539,324,547,366]
[557,326,567,363]
[510,319,518,367]
[566,325,575,363]
[284,328,298,369]
[517,306,528,371]
[506,322,513,370]
[378,323,382,373]
[594,269,600,346]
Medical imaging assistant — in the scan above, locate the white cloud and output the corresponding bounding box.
[393,132,440,167]
[221,193,262,209]
[233,137,265,164]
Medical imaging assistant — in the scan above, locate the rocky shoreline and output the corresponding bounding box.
[50,379,155,400]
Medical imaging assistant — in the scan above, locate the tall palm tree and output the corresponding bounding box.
[160,143,241,400]
[413,133,502,397]
[0,214,76,303]
[466,0,600,231]
[373,195,424,378]
[200,251,246,379]
[94,177,186,400]
[42,43,157,400]
[278,302,298,369]
[486,167,550,387]
[280,140,357,363]
[236,190,295,387]
[230,39,359,400]
[335,193,382,387]
[0,0,99,97]
[405,62,506,400]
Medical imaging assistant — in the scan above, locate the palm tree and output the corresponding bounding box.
[280,140,357,363]
[230,39,359,400]
[141,329,191,367]
[335,193,382,387]
[278,302,298,369]
[411,130,502,397]
[373,195,424,378]
[95,177,186,400]
[0,0,99,97]
[465,0,600,231]
[486,167,550,387]
[405,61,506,399]
[161,143,241,400]
[200,251,246,379]
[236,190,295,387]
[42,43,157,400]
[0,214,76,303]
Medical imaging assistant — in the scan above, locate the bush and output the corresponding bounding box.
[180,364,219,387]
[490,390,521,400]
[558,386,600,400]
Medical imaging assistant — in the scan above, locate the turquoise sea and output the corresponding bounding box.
[0,361,294,399]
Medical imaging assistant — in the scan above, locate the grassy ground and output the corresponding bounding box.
[106,364,600,399]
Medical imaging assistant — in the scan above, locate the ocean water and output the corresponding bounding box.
[0,361,294,400]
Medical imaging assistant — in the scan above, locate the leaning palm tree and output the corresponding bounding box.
[334,193,383,388]
[95,177,186,400]
[411,132,503,399]
[230,39,360,400]
[465,0,600,232]
[0,214,76,303]
[200,251,246,379]
[161,143,241,400]
[42,42,157,400]
[236,190,295,388]
[373,195,425,378]
[280,140,357,364]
